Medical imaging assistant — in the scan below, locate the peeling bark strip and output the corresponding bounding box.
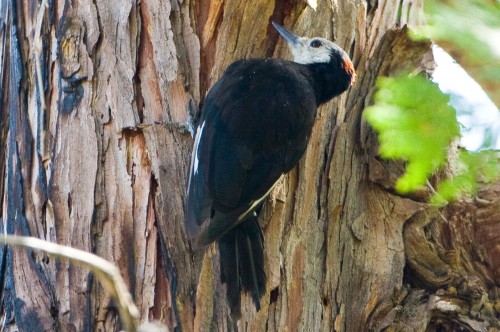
[1,0,500,331]
[1,1,56,331]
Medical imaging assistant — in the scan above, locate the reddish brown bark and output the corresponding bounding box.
[1,0,499,331]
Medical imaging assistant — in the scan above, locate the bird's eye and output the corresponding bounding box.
[310,40,322,48]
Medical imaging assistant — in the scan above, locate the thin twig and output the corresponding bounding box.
[0,235,140,332]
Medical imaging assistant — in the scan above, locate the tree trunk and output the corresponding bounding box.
[1,0,499,331]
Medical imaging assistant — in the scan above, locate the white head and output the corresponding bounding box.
[272,22,356,101]
[272,22,354,68]
[289,36,345,64]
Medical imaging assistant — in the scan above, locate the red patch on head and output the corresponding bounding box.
[341,58,356,86]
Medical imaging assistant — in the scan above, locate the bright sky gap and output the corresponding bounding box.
[432,45,500,151]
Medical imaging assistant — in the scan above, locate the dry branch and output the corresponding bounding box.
[0,235,140,332]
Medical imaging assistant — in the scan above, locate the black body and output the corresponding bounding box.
[185,31,355,319]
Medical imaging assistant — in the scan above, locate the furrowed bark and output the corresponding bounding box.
[1,0,499,331]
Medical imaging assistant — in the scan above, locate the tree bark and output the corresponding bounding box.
[1,0,499,331]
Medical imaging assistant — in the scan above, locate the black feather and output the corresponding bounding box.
[184,25,355,317]
[219,214,266,319]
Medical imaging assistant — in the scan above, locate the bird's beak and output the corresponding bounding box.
[272,22,302,47]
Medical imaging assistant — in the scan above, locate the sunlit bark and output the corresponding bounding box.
[1,0,499,331]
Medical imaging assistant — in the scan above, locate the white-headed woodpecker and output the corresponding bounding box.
[185,22,356,319]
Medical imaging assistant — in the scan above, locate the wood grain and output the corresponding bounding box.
[1,0,499,331]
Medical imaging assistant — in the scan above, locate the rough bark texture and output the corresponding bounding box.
[1,0,499,331]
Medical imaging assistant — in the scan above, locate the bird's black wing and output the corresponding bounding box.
[185,59,316,245]
[184,61,249,239]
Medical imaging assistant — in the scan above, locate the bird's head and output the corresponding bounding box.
[272,22,356,86]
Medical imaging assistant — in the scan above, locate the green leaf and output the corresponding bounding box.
[414,0,500,107]
[431,150,500,204]
[364,74,461,193]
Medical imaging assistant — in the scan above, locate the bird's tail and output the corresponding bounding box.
[218,215,266,320]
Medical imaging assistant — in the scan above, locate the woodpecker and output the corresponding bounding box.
[185,22,355,319]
